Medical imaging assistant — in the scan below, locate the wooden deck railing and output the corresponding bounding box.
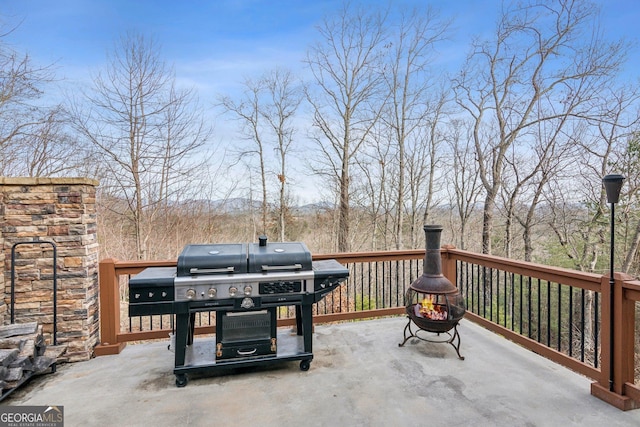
[95,247,640,410]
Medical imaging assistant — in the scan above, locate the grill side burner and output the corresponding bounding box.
[128,236,348,387]
[128,267,175,316]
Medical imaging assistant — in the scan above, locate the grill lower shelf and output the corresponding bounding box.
[173,332,312,386]
[172,297,315,387]
[181,331,308,367]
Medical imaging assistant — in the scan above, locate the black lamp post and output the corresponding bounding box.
[602,173,625,392]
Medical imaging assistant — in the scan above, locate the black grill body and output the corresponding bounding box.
[177,243,247,276]
[247,241,312,273]
[128,267,175,316]
[127,238,348,387]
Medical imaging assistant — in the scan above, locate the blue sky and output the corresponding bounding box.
[2,0,640,202]
[3,0,344,96]
[3,0,640,100]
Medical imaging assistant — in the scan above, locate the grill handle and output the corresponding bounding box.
[261,264,302,271]
[189,267,235,275]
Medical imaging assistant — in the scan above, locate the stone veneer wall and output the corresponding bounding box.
[0,221,3,323]
[0,177,99,362]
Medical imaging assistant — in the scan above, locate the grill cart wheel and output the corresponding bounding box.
[300,359,311,371]
[176,374,188,387]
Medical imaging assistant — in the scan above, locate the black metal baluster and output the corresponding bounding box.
[504,270,508,328]
[594,292,599,369]
[519,274,523,335]
[569,285,574,358]
[380,260,384,309]
[547,281,552,347]
[510,272,515,331]
[556,283,561,351]
[359,262,363,310]
[528,277,533,339]
[464,261,469,302]
[495,267,499,324]
[482,266,487,318]
[537,278,542,343]
[475,263,480,315]
[396,260,400,308]
[580,288,586,362]
[369,262,373,310]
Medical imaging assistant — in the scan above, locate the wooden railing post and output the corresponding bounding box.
[94,258,126,356]
[591,272,639,410]
[616,274,636,395]
[441,245,457,286]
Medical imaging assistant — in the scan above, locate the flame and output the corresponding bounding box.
[421,296,434,312]
[418,295,448,320]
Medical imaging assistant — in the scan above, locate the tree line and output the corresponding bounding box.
[1,0,639,279]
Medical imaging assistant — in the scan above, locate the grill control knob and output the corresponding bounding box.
[208,288,217,299]
[185,289,196,300]
[228,286,238,297]
[244,285,252,296]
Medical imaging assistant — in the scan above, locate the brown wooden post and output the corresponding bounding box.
[94,258,126,355]
[613,273,627,395]
[591,273,639,410]
[602,274,612,390]
[440,245,457,286]
[617,274,638,402]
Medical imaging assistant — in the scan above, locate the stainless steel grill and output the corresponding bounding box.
[128,236,349,387]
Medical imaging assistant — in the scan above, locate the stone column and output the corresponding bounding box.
[0,200,4,324]
[0,177,99,362]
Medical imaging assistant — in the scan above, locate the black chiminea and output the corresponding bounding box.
[399,225,465,359]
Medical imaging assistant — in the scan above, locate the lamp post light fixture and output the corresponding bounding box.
[602,173,625,392]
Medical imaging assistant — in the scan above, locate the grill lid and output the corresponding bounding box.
[247,240,312,273]
[176,243,248,277]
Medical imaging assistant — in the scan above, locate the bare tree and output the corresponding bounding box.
[219,69,302,242]
[444,119,483,250]
[454,0,626,255]
[0,25,83,176]
[70,32,210,259]
[354,124,394,249]
[546,82,639,274]
[382,5,450,249]
[218,78,270,235]
[261,68,302,241]
[304,2,388,252]
[620,130,640,275]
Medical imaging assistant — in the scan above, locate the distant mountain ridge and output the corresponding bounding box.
[180,198,335,214]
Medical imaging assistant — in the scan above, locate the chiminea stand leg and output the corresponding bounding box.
[398,317,464,360]
[398,317,416,347]
[449,324,464,360]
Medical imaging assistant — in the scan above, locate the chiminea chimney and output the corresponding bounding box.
[409,225,457,294]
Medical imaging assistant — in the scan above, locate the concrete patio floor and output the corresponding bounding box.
[4,316,640,426]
